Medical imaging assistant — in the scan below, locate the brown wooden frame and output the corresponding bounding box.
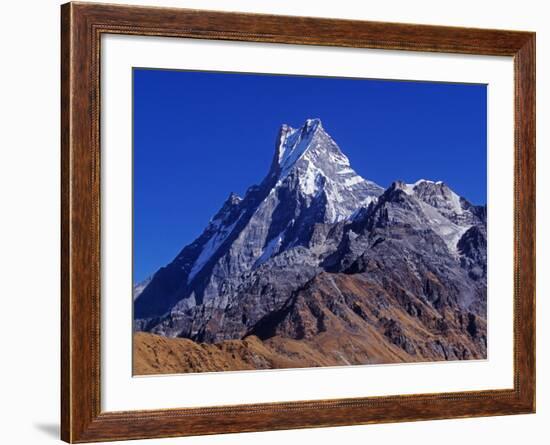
[61,1,536,442]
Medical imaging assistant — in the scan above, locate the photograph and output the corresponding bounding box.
[132,69,488,375]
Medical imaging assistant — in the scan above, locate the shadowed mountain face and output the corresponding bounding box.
[134,119,487,372]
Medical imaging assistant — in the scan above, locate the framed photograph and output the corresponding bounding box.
[61,2,535,442]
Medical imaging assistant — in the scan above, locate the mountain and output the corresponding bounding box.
[134,118,487,372]
[134,119,382,320]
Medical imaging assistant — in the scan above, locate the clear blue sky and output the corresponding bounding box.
[133,68,487,283]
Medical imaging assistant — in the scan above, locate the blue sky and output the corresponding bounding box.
[133,68,487,283]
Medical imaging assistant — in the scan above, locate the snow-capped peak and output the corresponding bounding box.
[408,179,463,216]
[269,119,384,222]
[392,179,464,216]
[275,118,327,175]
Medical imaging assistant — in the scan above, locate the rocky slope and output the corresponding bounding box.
[134,118,487,373]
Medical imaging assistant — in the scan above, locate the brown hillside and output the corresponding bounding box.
[134,272,486,375]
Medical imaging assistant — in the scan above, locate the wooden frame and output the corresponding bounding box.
[61,2,535,442]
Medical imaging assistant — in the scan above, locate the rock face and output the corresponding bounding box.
[134,118,487,372]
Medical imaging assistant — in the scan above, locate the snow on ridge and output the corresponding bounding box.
[417,201,468,253]
[277,125,296,163]
[277,120,323,177]
[255,230,286,267]
[392,179,472,251]
[299,160,323,196]
[447,189,464,215]
[344,175,364,187]
[336,167,355,175]
[293,155,376,224]
[408,179,444,188]
[327,149,350,167]
[349,196,378,221]
[409,179,464,215]
[400,183,415,195]
[133,276,152,300]
[188,212,244,283]
[208,193,242,229]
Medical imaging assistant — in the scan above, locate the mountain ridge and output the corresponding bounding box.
[133,118,487,371]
